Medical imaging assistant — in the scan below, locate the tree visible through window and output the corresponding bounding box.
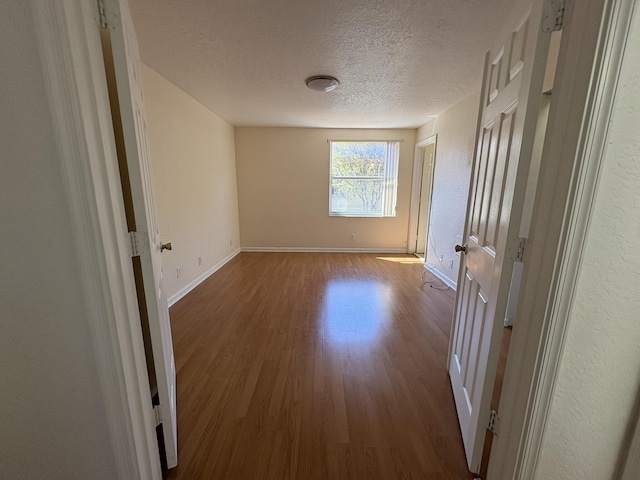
[329,141,399,217]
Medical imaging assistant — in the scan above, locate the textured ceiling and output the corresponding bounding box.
[128,0,513,128]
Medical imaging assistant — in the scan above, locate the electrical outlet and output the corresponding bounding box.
[197,256,202,266]
[350,233,356,241]
[439,254,444,263]
[176,267,182,278]
[449,259,454,269]
[229,239,233,246]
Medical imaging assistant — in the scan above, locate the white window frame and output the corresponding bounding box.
[329,140,400,217]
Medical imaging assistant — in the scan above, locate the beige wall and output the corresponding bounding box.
[0,2,118,477]
[235,128,416,250]
[142,65,240,302]
[535,9,640,479]
[416,92,480,286]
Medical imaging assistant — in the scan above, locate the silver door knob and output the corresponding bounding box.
[161,242,172,252]
[455,244,467,254]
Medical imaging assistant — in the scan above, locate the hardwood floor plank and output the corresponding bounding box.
[164,253,475,479]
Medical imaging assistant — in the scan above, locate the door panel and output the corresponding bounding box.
[103,0,178,468]
[449,0,551,473]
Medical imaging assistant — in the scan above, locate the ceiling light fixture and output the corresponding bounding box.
[305,75,340,92]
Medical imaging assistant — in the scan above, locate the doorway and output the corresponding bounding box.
[409,135,437,259]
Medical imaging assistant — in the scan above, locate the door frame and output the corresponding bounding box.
[28,0,632,478]
[487,0,635,477]
[407,135,437,255]
[30,1,162,478]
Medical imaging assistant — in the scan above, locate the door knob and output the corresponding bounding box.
[161,242,172,252]
[455,244,467,254]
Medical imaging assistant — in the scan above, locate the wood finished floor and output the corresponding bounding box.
[165,253,474,480]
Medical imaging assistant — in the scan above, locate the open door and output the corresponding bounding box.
[448,0,555,472]
[415,140,436,257]
[101,0,178,469]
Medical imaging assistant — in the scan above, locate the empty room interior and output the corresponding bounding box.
[3,0,640,479]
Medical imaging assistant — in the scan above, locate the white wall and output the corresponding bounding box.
[416,92,480,286]
[535,8,640,479]
[235,128,416,250]
[142,65,241,303]
[0,2,118,478]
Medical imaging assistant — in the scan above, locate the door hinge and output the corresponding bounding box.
[153,404,162,427]
[487,409,501,435]
[542,0,565,32]
[128,231,147,257]
[508,237,526,262]
[515,237,526,263]
[97,0,107,28]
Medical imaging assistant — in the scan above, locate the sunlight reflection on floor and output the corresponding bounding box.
[376,256,425,264]
[320,279,392,346]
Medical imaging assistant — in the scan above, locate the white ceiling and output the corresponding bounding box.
[128,0,513,128]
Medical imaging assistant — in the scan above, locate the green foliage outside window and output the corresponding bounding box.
[330,142,388,215]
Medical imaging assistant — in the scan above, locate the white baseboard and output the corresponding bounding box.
[241,247,407,253]
[423,263,457,291]
[167,248,241,307]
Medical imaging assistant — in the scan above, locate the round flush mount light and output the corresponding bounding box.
[305,75,340,92]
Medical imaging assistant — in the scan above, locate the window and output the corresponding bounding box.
[329,141,400,217]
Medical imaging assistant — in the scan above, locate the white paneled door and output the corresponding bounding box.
[103,0,178,468]
[449,0,553,473]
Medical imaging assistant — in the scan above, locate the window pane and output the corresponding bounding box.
[330,178,384,215]
[329,140,399,217]
[331,142,387,177]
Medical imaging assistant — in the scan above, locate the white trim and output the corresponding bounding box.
[241,247,408,253]
[327,138,406,143]
[30,1,161,478]
[423,263,457,290]
[415,135,437,146]
[487,0,634,478]
[407,135,437,254]
[168,248,241,306]
[521,1,637,477]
